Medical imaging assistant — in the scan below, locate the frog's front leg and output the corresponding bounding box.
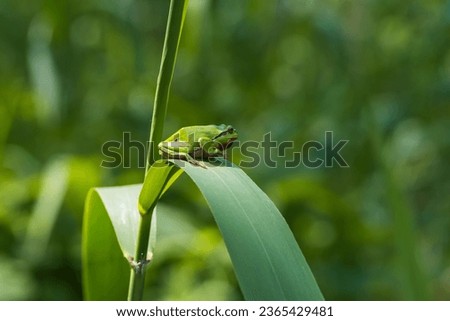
[198,137,222,157]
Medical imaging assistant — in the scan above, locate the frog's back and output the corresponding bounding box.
[179,125,223,141]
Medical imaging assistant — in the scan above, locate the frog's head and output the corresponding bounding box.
[213,125,238,150]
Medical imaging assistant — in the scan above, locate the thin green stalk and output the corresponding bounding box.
[145,0,189,173]
[127,213,152,300]
[127,0,189,301]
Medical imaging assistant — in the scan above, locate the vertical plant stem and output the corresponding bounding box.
[146,0,189,173]
[127,213,153,300]
[127,0,189,301]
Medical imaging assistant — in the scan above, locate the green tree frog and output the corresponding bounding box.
[158,124,238,167]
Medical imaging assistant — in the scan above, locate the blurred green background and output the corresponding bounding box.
[1,0,449,300]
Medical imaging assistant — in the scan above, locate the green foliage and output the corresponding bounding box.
[82,187,130,300]
[84,159,323,300]
[171,159,323,300]
[0,0,449,300]
[83,161,181,300]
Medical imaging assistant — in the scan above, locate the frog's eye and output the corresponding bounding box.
[227,127,234,134]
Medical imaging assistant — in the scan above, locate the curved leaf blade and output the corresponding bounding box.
[171,159,324,300]
[83,161,182,300]
[95,184,146,259]
[83,185,158,300]
[82,188,130,300]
